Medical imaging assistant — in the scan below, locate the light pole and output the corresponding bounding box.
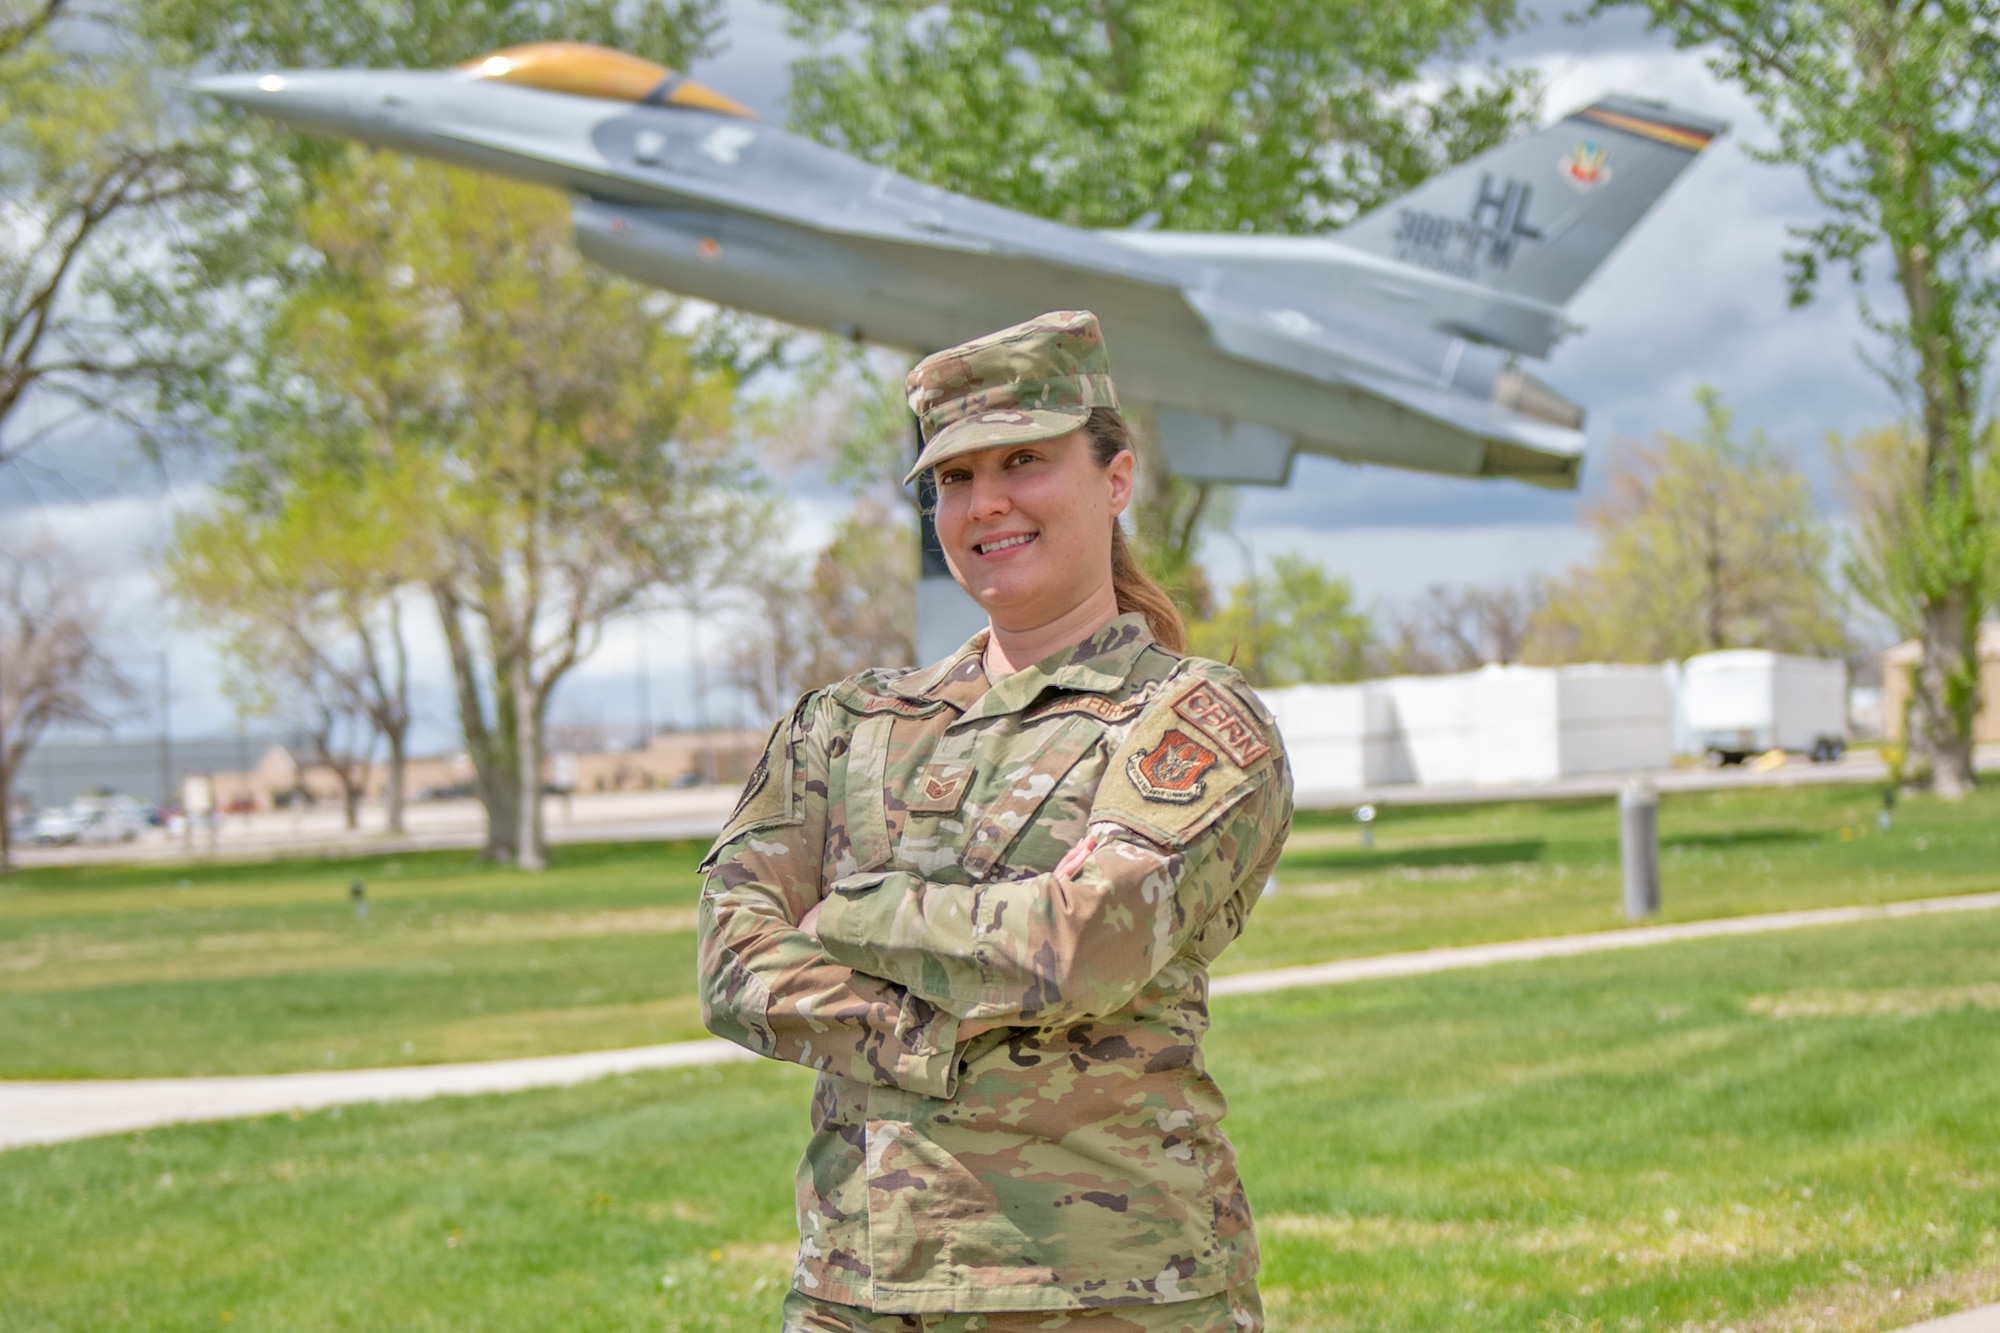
[157,650,173,809]
[636,618,652,750]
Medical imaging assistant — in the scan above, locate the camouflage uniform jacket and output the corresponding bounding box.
[697,614,1293,1314]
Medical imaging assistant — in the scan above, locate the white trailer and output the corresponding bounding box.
[1681,650,1848,763]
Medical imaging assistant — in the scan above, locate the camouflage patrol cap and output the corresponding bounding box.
[903,310,1120,485]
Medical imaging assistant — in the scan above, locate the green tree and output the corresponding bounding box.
[1382,580,1546,674]
[0,5,244,467]
[1608,0,2000,795]
[0,536,134,871]
[1190,553,1372,687]
[1530,390,1844,664]
[781,0,1536,234]
[206,154,764,868]
[164,464,420,832]
[778,0,1542,605]
[144,0,721,83]
[1832,418,2000,769]
[732,497,919,715]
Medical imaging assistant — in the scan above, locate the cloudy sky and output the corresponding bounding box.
[6,1,1914,754]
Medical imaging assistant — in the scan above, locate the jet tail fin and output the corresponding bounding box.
[1333,95,1727,312]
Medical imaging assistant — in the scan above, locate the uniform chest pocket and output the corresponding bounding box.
[956,717,1102,882]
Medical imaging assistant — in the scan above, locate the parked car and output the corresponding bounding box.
[33,795,151,846]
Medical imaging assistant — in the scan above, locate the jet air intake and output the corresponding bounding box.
[461,42,755,119]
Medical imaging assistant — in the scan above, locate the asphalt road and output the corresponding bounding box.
[13,745,1997,869]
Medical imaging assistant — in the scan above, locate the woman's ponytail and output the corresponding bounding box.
[1084,408,1188,654]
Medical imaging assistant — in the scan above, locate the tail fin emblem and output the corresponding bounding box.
[1561,140,1612,191]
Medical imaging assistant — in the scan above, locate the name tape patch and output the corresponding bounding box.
[855,694,946,718]
[1172,682,1271,769]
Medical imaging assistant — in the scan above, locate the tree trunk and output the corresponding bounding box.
[0,752,13,875]
[0,648,9,873]
[1879,104,1984,798]
[1125,403,1172,551]
[433,584,518,861]
[1914,595,1979,797]
[513,650,545,871]
[381,595,412,835]
[383,723,407,836]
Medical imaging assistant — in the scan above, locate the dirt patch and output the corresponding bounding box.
[424,996,706,1061]
[1723,1253,2000,1332]
[1747,987,2000,1019]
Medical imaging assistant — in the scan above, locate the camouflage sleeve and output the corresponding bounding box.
[815,674,1293,1026]
[696,693,963,1096]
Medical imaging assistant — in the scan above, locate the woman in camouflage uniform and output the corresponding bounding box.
[698,310,1293,1333]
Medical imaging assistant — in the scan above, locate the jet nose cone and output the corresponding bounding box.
[191,69,444,141]
[191,72,293,105]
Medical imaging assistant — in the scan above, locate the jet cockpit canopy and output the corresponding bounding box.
[460,42,754,118]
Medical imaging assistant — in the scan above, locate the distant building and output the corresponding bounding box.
[184,729,767,812]
[17,726,767,815]
[567,729,762,793]
[14,734,291,810]
[1882,623,2000,744]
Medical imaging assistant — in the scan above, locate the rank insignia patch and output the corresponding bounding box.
[907,762,973,814]
[1127,729,1218,804]
[1173,682,1271,768]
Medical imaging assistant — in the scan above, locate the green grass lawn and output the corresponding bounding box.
[1,781,1996,1078]
[5,908,1998,1332]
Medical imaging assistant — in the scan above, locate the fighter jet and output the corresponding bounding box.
[198,42,1725,494]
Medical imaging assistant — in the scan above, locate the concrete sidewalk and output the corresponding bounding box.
[0,1040,755,1151]
[6,888,1998,1154]
[1900,1309,2000,1332]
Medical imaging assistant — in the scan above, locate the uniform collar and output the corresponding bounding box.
[889,612,1159,721]
[888,632,992,711]
[957,613,1156,725]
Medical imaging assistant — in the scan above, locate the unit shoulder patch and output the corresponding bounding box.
[1172,680,1272,769]
[728,751,772,823]
[699,709,799,871]
[1126,729,1219,804]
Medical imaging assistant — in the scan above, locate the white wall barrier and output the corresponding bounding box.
[1263,663,1677,798]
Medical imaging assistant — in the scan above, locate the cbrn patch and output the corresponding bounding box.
[1126,729,1218,804]
[1172,682,1271,769]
